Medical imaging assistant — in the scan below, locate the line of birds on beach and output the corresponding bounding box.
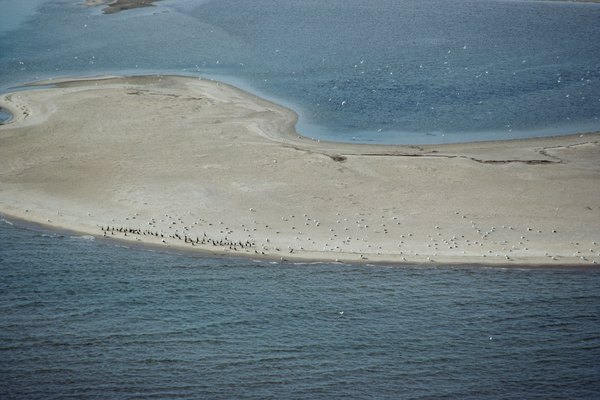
[95,208,599,265]
[99,225,257,253]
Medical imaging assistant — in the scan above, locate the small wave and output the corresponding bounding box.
[70,235,96,241]
[2,219,14,226]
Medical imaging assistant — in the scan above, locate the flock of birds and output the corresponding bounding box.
[97,209,599,265]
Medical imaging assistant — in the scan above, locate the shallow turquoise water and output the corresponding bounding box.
[0,0,599,143]
[1,221,599,399]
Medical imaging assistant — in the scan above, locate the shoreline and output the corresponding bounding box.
[1,75,599,267]
[4,213,596,271]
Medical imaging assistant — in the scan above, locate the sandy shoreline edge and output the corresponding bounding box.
[1,75,599,267]
[3,213,595,271]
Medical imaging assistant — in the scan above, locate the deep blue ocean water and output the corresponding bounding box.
[2,1,600,398]
[1,221,600,399]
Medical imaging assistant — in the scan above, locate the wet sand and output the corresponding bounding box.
[0,75,599,266]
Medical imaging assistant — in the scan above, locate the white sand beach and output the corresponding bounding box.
[1,75,599,266]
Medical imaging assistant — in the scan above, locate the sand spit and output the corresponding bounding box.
[85,0,162,14]
[1,75,599,267]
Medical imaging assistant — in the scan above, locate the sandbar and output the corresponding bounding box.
[85,0,162,14]
[1,75,599,267]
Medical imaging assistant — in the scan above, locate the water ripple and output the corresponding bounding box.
[1,222,599,398]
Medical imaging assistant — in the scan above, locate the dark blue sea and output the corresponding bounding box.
[1,1,600,398]
[1,221,600,399]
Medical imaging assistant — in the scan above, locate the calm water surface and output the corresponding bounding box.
[1,222,599,399]
[1,2,600,398]
[0,0,599,143]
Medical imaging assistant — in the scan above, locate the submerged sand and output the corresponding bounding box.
[85,0,161,14]
[0,75,599,266]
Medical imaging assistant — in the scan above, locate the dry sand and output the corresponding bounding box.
[1,75,599,267]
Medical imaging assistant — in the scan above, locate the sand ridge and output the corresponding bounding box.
[1,75,599,266]
[85,0,162,14]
